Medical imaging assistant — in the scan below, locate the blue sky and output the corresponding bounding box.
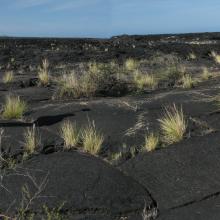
[0,0,220,38]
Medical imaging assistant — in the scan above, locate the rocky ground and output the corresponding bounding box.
[0,33,220,219]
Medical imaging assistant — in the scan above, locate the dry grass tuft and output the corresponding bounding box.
[81,72,98,97]
[58,72,80,98]
[2,95,27,119]
[60,120,79,149]
[181,74,194,89]
[3,71,14,83]
[109,152,123,164]
[57,71,98,98]
[211,51,220,64]
[88,61,101,75]
[144,133,159,152]
[188,52,196,60]
[201,67,212,80]
[160,64,185,82]
[38,59,50,86]
[81,121,104,155]
[88,61,120,80]
[124,58,139,71]
[158,104,187,144]
[134,70,158,90]
[23,124,40,154]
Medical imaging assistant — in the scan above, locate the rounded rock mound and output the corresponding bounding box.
[0,151,156,219]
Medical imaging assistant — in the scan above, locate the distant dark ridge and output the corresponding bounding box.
[1,32,220,41]
[0,36,108,41]
[111,32,220,41]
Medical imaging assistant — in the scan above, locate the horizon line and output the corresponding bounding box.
[0,31,220,40]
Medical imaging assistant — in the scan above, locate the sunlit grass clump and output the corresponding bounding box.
[201,67,212,80]
[158,104,187,144]
[124,58,139,71]
[110,152,123,163]
[88,61,102,75]
[81,121,104,155]
[60,120,79,149]
[3,71,14,83]
[211,51,220,64]
[81,72,98,97]
[188,52,196,60]
[181,74,194,89]
[58,72,80,97]
[2,95,27,119]
[133,70,158,90]
[23,124,40,154]
[57,71,97,98]
[38,59,50,86]
[144,133,159,152]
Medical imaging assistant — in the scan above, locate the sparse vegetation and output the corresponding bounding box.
[0,129,16,169]
[57,71,98,98]
[60,120,79,149]
[57,72,80,98]
[188,52,197,60]
[2,34,220,220]
[81,121,104,155]
[124,58,139,71]
[181,74,194,89]
[144,133,159,152]
[43,202,65,220]
[3,70,14,83]
[2,95,27,119]
[142,205,158,220]
[88,61,102,75]
[201,67,212,80]
[23,124,40,154]
[211,51,220,64]
[160,64,185,82]
[38,59,50,86]
[145,52,179,67]
[129,146,137,158]
[88,60,120,81]
[81,72,99,97]
[133,70,158,90]
[158,104,187,144]
[214,93,220,108]
[109,151,123,164]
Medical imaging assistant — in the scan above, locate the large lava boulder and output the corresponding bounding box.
[0,151,156,219]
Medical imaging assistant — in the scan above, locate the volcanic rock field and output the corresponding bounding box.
[1,33,220,219]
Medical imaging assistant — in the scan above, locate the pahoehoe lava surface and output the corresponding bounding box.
[0,152,154,219]
[121,132,220,213]
[1,33,220,219]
